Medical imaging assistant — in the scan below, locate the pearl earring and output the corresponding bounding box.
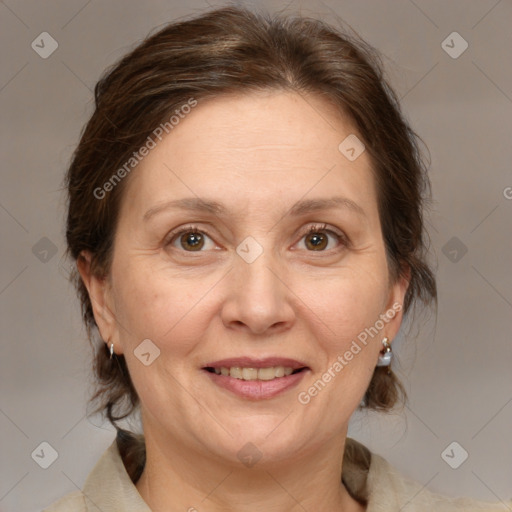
[109,342,114,359]
[377,337,392,372]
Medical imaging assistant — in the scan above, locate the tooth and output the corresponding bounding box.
[242,368,258,380]
[274,366,285,378]
[213,366,299,380]
[258,367,277,380]
[230,367,243,379]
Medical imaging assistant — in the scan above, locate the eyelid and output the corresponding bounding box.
[164,224,215,248]
[164,222,349,251]
[296,223,350,250]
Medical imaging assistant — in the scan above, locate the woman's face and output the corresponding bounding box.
[85,90,407,465]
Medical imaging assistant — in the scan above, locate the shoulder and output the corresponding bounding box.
[344,437,512,511]
[42,490,86,512]
[367,449,511,511]
[42,436,151,512]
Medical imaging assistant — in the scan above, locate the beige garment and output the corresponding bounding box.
[43,437,511,511]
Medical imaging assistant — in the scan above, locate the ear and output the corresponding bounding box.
[383,264,411,341]
[77,250,122,355]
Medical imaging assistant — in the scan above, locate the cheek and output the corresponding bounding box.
[299,264,389,347]
[299,271,387,412]
[111,266,201,409]
[112,259,215,355]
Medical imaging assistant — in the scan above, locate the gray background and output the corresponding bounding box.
[1,1,511,511]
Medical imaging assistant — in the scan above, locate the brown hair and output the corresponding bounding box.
[64,5,436,481]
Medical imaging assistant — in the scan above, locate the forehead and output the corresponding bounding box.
[161,90,357,160]
[120,90,377,220]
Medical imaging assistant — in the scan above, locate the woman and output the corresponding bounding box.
[44,6,510,511]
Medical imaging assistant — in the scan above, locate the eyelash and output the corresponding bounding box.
[165,223,349,253]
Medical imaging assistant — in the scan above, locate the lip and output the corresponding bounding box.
[204,368,309,400]
[202,356,310,400]
[203,357,308,370]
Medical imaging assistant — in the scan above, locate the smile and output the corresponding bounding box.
[205,366,305,381]
[202,357,310,400]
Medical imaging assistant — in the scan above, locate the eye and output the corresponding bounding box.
[296,223,348,252]
[165,223,348,253]
[166,225,217,252]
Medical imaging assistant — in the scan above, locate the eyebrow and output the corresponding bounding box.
[143,196,366,222]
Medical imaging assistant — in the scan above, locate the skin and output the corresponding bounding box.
[79,90,408,512]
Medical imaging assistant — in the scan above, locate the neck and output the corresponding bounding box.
[135,428,365,512]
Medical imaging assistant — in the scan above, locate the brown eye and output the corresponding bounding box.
[304,231,328,251]
[297,224,347,252]
[179,231,205,251]
[166,226,216,252]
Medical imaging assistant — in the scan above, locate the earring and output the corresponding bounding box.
[377,337,392,373]
[109,342,114,359]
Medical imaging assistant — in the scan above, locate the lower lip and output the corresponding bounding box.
[204,369,308,400]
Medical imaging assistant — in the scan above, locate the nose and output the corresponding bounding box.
[220,248,296,336]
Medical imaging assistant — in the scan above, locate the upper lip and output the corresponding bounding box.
[203,357,309,370]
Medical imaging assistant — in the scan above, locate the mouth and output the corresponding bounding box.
[204,366,307,380]
[202,357,310,400]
